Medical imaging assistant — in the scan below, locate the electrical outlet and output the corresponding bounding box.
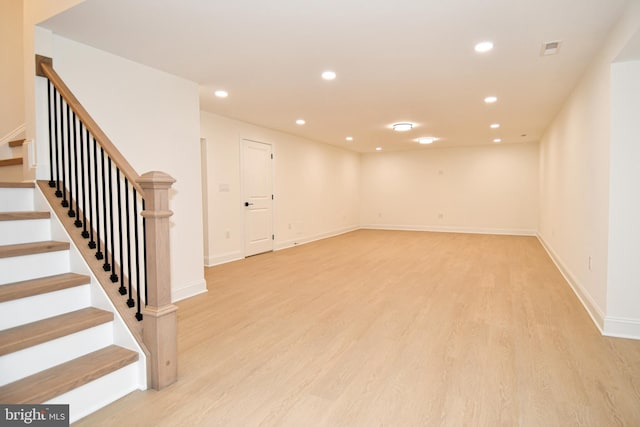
[225,231,230,239]
[588,256,592,271]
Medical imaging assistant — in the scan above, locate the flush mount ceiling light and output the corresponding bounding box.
[296,119,306,125]
[214,90,228,98]
[322,70,337,80]
[375,147,382,151]
[392,122,413,132]
[346,136,353,141]
[484,96,498,104]
[474,41,494,53]
[418,137,437,145]
[493,138,502,143]
[490,123,500,129]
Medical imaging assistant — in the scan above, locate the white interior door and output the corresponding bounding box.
[242,139,273,256]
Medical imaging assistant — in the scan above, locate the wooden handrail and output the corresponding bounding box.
[36,55,145,197]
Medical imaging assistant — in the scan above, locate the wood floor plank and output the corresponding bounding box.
[0,273,90,303]
[0,345,138,404]
[0,307,113,356]
[0,241,69,258]
[0,182,34,188]
[72,230,640,426]
[0,211,50,221]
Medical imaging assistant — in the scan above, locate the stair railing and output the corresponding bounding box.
[35,55,177,390]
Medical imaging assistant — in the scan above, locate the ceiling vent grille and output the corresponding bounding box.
[541,40,562,56]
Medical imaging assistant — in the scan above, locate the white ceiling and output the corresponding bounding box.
[40,0,628,152]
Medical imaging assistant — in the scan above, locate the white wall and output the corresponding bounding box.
[538,1,640,335]
[44,35,205,301]
[0,0,25,143]
[23,0,85,140]
[607,59,640,337]
[360,143,539,235]
[200,111,360,265]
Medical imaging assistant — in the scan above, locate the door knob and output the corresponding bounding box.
[244,202,254,206]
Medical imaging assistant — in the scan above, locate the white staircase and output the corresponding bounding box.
[0,182,145,423]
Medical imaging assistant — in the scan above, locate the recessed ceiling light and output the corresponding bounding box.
[484,96,498,104]
[474,41,494,53]
[490,123,500,129]
[214,90,228,98]
[296,119,306,125]
[493,138,502,143]
[418,137,437,145]
[346,136,353,141]
[392,122,413,132]
[322,71,337,80]
[375,147,382,151]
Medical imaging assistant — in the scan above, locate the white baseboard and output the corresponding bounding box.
[361,224,537,236]
[536,234,605,333]
[603,317,640,340]
[172,278,207,302]
[274,225,360,251]
[205,250,243,267]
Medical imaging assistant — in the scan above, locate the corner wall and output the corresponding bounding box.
[538,1,640,335]
[200,111,360,265]
[0,0,25,143]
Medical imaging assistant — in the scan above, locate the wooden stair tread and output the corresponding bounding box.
[0,273,90,303]
[0,211,50,221]
[8,139,26,148]
[0,307,113,356]
[0,345,138,404]
[0,181,34,188]
[0,241,69,259]
[0,158,23,167]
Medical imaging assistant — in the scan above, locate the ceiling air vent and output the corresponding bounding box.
[541,40,562,56]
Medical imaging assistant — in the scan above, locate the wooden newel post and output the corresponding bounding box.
[137,171,178,390]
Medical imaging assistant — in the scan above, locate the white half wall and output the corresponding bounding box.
[538,1,640,335]
[360,143,539,235]
[607,59,640,338]
[200,111,360,265]
[43,34,205,301]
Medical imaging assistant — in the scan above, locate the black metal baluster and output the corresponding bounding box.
[54,89,62,197]
[90,137,98,251]
[47,81,55,188]
[66,105,74,215]
[61,103,69,208]
[72,115,81,226]
[123,179,132,301]
[99,148,107,263]
[83,128,92,240]
[134,190,143,321]
[79,125,89,237]
[107,158,116,273]
[112,168,121,283]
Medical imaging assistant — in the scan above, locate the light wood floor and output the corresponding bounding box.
[75,230,640,426]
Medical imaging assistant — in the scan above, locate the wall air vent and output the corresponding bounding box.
[541,40,562,56]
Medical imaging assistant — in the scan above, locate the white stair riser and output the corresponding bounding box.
[0,322,113,387]
[0,284,90,330]
[0,188,33,212]
[0,251,69,285]
[46,361,141,424]
[0,219,51,245]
